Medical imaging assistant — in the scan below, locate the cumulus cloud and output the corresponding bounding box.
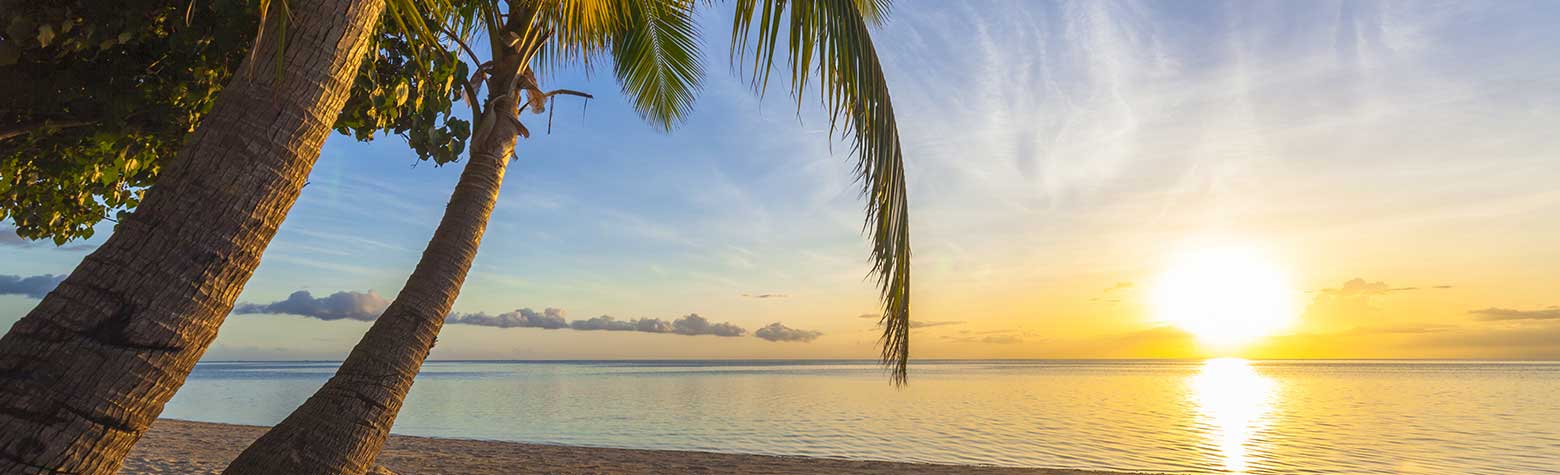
[857,313,879,319]
[754,322,822,342]
[634,318,674,333]
[564,315,678,334]
[672,313,746,336]
[569,315,640,331]
[1320,278,1392,296]
[0,274,66,299]
[447,307,569,329]
[233,290,390,321]
[1468,306,1560,321]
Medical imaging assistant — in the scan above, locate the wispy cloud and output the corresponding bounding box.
[1104,282,1133,293]
[1347,323,1459,335]
[741,293,789,299]
[941,334,1024,344]
[863,315,965,329]
[0,274,65,299]
[910,320,966,329]
[1469,307,1560,321]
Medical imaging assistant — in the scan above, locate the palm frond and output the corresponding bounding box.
[612,1,705,130]
[730,0,911,384]
[531,0,625,77]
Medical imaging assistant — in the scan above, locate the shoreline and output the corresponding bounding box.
[126,419,1150,474]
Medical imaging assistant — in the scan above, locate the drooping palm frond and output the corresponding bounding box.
[612,1,705,130]
[730,0,911,384]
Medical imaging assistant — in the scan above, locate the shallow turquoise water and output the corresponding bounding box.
[162,359,1560,474]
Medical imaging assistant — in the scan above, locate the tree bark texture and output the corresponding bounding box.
[0,0,385,472]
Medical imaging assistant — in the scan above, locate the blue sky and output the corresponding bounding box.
[5,1,1560,360]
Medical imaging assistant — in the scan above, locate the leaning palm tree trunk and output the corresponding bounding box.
[0,0,386,472]
[222,33,532,475]
[231,0,912,473]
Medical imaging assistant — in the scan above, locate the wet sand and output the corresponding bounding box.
[124,419,1149,474]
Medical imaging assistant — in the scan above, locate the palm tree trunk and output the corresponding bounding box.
[0,0,385,472]
[223,85,524,475]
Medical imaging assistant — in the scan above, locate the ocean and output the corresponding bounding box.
[162,359,1560,474]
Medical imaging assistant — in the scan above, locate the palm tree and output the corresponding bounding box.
[0,0,388,472]
[223,0,910,473]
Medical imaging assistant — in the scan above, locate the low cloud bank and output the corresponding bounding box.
[447,307,569,329]
[755,322,822,342]
[233,290,390,321]
[445,310,746,336]
[0,274,65,299]
[237,289,838,340]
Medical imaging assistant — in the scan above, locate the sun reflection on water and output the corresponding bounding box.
[1191,358,1277,473]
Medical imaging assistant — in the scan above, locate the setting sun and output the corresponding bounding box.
[1152,246,1298,348]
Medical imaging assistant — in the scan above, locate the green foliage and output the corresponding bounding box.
[0,0,475,242]
[0,0,255,243]
[333,23,471,165]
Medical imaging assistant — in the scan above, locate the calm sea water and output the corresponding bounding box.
[162,359,1560,474]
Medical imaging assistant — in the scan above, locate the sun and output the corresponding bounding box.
[1151,245,1298,348]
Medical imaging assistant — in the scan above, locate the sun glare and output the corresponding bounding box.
[1191,358,1277,473]
[1152,246,1298,348]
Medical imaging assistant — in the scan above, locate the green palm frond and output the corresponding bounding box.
[731,0,911,384]
[612,1,705,130]
[531,0,624,76]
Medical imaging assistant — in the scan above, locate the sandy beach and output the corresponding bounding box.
[124,419,1140,474]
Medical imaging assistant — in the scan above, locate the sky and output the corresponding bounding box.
[4,1,1560,361]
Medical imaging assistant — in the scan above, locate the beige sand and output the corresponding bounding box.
[124,419,1147,474]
